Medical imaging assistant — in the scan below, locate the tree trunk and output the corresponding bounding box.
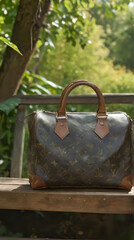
[0,0,51,102]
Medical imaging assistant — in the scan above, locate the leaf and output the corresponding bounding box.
[29,89,42,95]
[47,37,55,49]
[28,72,62,89]
[0,37,22,55]
[34,84,51,94]
[0,98,21,115]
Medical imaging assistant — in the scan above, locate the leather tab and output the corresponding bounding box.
[119,175,132,190]
[28,173,47,189]
[54,119,70,140]
[94,118,109,139]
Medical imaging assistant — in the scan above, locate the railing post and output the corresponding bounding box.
[11,105,26,178]
[132,125,134,185]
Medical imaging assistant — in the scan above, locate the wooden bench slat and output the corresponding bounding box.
[0,177,29,185]
[0,178,134,214]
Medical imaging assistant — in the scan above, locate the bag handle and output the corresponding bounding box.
[57,80,106,117]
[54,80,109,140]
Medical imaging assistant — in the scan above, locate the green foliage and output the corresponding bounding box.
[107,7,134,70]
[0,97,21,177]
[38,23,134,92]
[0,0,18,33]
[89,0,129,26]
[0,221,23,237]
[0,97,21,115]
[0,1,21,56]
[0,37,22,55]
[50,0,90,47]
[19,71,62,95]
[91,4,134,71]
[0,221,7,236]
[30,0,132,71]
[34,21,134,119]
[0,0,18,62]
[0,111,16,177]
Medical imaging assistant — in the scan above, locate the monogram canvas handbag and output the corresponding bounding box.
[28,80,133,190]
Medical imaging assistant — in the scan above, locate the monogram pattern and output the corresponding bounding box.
[28,111,132,190]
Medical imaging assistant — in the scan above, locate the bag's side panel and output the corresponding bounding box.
[28,113,47,189]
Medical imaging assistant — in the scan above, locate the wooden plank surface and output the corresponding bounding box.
[0,178,134,214]
[13,93,134,105]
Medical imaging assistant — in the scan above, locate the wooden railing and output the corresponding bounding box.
[11,93,134,178]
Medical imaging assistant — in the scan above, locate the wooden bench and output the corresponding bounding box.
[0,177,134,214]
[0,93,134,239]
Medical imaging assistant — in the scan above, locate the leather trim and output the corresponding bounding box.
[57,80,106,116]
[54,80,109,140]
[55,117,109,140]
[119,175,132,190]
[54,119,70,140]
[28,182,131,191]
[95,118,109,139]
[28,173,47,189]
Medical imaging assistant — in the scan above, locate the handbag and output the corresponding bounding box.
[28,80,133,190]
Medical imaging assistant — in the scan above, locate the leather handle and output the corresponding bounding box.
[55,80,109,140]
[57,80,106,117]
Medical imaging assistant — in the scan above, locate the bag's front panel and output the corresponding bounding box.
[28,111,132,189]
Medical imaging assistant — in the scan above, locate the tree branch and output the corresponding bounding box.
[0,0,51,102]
